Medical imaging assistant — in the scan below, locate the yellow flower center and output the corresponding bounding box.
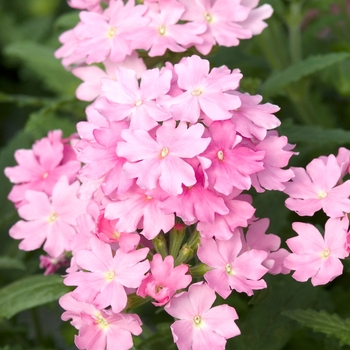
[321,248,331,258]
[217,150,224,161]
[225,263,233,275]
[160,147,169,158]
[317,191,327,199]
[193,315,202,325]
[204,12,213,23]
[48,212,58,223]
[95,313,109,329]
[105,270,116,282]
[107,26,116,39]
[158,24,166,36]
[191,89,203,96]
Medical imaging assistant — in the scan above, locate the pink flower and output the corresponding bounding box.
[284,154,350,217]
[59,292,142,350]
[165,283,240,350]
[137,254,191,306]
[96,66,172,130]
[201,120,265,194]
[164,55,241,123]
[64,237,150,313]
[197,233,268,298]
[117,120,210,196]
[284,217,349,286]
[179,0,253,55]
[9,176,87,258]
[105,185,174,240]
[5,130,80,207]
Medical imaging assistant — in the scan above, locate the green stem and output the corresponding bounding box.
[288,2,303,63]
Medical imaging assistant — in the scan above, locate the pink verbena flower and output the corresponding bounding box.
[96,66,172,130]
[201,120,265,194]
[64,237,150,313]
[163,55,241,124]
[197,234,268,298]
[59,292,142,350]
[5,130,80,207]
[117,119,210,196]
[283,217,349,286]
[165,282,240,350]
[137,254,191,306]
[9,176,87,258]
[284,154,350,217]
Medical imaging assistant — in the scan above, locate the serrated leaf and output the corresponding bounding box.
[279,124,350,146]
[283,309,350,345]
[0,257,25,270]
[0,275,70,319]
[260,52,350,96]
[4,41,79,96]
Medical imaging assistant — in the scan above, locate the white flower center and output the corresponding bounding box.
[105,270,116,282]
[95,313,109,329]
[193,315,202,325]
[317,190,327,199]
[204,12,213,23]
[42,172,49,179]
[321,248,331,258]
[107,26,116,38]
[135,100,143,107]
[225,263,233,275]
[191,89,203,96]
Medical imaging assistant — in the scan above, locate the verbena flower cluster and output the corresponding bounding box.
[5,0,350,349]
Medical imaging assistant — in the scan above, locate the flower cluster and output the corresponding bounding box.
[282,148,350,286]
[55,0,273,102]
[3,1,315,349]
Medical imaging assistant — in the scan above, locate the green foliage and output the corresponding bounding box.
[0,257,25,271]
[260,53,350,96]
[283,309,350,346]
[4,41,79,96]
[0,275,70,319]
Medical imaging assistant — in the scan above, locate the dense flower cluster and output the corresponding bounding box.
[6,0,350,349]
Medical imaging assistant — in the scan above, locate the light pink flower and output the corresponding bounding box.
[284,154,350,217]
[165,283,240,350]
[197,233,268,298]
[201,120,265,193]
[137,254,191,306]
[284,217,349,286]
[9,176,87,258]
[117,120,210,196]
[5,130,80,207]
[164,55,241,123]
[59,292,142,350]
[96,66,172,130]
[65,237,150,313]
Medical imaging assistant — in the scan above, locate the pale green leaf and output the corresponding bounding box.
[260,53,350,96]
[283,309,350,345]
[0,257,25,271]
[55,11,80,30]
[4,41,79,96]
[0,275,70,319]
[279,124,350,146]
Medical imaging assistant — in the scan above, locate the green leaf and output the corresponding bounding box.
[55,11,80,30]
[0,275,70,319]
[0,257,25,271]
[283,309,350,345]
[228,275,325,350]
[4,41,79,96]
[260,52,350,96]
[279,124,350,146]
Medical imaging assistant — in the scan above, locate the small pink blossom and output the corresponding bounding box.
[165,283,240,350]
[284,154,350,217]
[197,233,268,298]
[284,217,349,286]
[65,237,150,313]
[137,254,191,306]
